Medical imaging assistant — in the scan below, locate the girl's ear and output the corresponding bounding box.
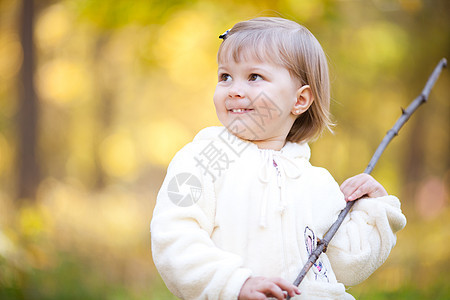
[292,85,314,115]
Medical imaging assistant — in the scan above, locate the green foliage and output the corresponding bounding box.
[0,253,176,300]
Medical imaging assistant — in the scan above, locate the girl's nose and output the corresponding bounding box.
[228,81,245,98]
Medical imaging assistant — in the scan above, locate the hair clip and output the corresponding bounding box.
[219,29,231,40]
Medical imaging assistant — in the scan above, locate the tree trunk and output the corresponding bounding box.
[17,0,39,200]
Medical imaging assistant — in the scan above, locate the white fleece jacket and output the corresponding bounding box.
[151,127,407,300]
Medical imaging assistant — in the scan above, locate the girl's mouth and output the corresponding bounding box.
[229,108,253,113]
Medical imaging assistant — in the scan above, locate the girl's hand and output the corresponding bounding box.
[340,173,388,202]
[238,276,301,300]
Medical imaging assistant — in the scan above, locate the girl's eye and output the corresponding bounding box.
[220,73,232,82]
[249,74,263,81]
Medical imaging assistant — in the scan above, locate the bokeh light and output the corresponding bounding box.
[0,0,448,299]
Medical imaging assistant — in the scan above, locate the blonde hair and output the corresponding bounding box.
[217,17,333,143]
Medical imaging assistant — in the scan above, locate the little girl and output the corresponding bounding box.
[151,17,406,300]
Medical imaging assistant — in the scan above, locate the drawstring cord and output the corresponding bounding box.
[258,150,304,227]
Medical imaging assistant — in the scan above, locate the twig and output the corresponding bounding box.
[288,58,447,295]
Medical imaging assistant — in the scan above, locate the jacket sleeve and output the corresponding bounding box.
[150,144,252,300]
[326,194,407,286]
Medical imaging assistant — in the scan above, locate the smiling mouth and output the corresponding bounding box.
[229,108,253,113]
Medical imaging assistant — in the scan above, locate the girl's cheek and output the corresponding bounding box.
[213,87,224,100]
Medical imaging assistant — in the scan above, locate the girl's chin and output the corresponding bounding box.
[224,123,261,141]
[231,132,255,142]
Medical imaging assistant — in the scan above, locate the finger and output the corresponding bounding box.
[252,293,267,300]
[340,178,360,201]
[347,178,386,201]
[341,173,370,188]
[348,177,388,201]
[241,288,267,300]
[269,278,301,298]
[340,174,362,193]
[239,277,268,300]
[261,281,284,300]
[339,175,356,191]
[340,174,372,201]
[346,181,371,201]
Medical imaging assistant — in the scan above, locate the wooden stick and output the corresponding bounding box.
[288,58,447,295]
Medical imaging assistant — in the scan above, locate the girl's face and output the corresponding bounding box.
[213,55,303,150]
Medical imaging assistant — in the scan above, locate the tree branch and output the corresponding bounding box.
[288,58,447,295]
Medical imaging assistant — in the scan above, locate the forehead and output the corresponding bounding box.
[217,33,286,67]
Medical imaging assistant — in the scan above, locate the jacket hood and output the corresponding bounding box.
[193,126,311,162]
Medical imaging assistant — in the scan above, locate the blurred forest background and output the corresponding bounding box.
[0,0,449,299]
